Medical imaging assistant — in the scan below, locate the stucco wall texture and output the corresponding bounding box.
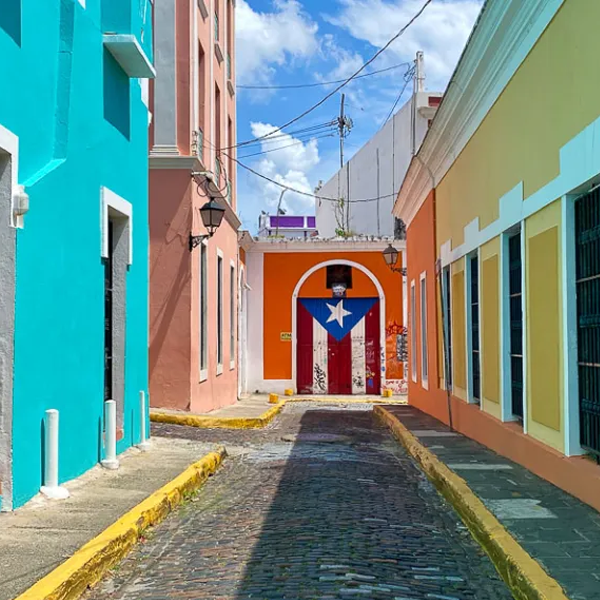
[149,171,238,414]
[436,0,600,253]
[262,251,404,383]
[0,0,152,508]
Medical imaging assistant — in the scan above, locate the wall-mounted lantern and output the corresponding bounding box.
[382,243,407,276]
[189,199,225,251]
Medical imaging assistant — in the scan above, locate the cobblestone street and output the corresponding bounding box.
[85,404,512,600]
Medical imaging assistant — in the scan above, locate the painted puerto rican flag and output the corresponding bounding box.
[296,298,381,395]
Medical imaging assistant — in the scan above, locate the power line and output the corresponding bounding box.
[225,150,397,203]
[242,121,337,147]
[238,133,336,159]
[226,0,433,151]
[383,65,415,124]
[237,62,411,90]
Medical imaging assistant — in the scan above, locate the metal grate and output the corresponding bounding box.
[509,232,524,418]
[470,255,480,400]
[576,187,600,456]
[104,221,114,402]
[443,267,452,387]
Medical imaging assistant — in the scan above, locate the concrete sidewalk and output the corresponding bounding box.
[0,436,216,600]
[385,405,600,600]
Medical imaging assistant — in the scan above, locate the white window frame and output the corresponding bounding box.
[216,248,224,375]
[101,187,133,265]
[411,279,417,383]
[420,271,428,390]
[229,259,236,371]
[199,238,209,382]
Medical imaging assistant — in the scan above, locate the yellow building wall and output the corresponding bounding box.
[525,201,564,452]
[451,259,466,400]
[436,0,600,252]
[480,238,501,420]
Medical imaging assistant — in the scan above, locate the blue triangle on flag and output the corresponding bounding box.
[300,298,378,341]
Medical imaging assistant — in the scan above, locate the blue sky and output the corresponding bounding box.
[235,0,483,231]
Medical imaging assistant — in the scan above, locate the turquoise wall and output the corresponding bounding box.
[0,0,152,508]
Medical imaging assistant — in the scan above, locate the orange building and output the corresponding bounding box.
[240,235,407,397]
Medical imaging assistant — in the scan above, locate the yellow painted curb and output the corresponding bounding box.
[287,397,408,405]
[150,401,286,429]
[15,448,226,600]
[374,406,569,600]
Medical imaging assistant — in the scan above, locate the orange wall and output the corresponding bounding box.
[406,191,453,423]
[263,251,404,381]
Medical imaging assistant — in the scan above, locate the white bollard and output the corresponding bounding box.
[137,390,151,451]
[101,400,119,470]
[40,409,70,499]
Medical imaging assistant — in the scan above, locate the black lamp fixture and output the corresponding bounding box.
[382,243,407,276]
[189,198,226,251]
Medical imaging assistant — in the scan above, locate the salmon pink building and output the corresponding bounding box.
[240,235,407,397]
[149,0,240,413]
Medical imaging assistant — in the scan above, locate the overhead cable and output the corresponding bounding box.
[238,62,412,90]
[224,0,433,151]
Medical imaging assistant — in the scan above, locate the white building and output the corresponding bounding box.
[316,57,442,237]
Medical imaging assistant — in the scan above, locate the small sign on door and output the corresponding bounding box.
[280,332,292,342]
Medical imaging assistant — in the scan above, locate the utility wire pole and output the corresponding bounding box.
[339,93,346,169]
[336,94,353,232]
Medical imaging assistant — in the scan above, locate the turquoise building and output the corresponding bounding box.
[0,0,154,509]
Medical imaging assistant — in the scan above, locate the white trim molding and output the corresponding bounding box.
[248,238,405,255]
[394,0,565,227]
[0,123,21,229]
[562,194,582,456]
[216,247,224,374]
[101,187,133,264]
[410,279,417,384]
[419,271,428,390]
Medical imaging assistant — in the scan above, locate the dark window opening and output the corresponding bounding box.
[443,267,452,388]
[104,220,114,401]
[470,254,481,401]
[576,188,600,457]
[326,265,353,289]
[508,232,524,419]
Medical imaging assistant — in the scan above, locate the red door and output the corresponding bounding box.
[328,332,352,395]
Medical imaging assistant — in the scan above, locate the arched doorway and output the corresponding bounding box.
[292,260,385,395]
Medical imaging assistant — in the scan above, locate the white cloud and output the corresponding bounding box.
[244,122,323,214]
[236,0,319,89]
[324,0,482,91]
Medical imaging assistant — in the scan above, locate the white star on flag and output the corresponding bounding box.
[326,300,352,327]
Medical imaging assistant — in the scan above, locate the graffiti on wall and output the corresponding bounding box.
[385,320,407,380]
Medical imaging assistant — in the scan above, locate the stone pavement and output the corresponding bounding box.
[384,405,600,600]
[85,403,512,600]
[0,436,216,600]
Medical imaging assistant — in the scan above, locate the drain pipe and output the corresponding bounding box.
[40,409,70,499]
[137,391,151,451]
[101,400,119,470]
